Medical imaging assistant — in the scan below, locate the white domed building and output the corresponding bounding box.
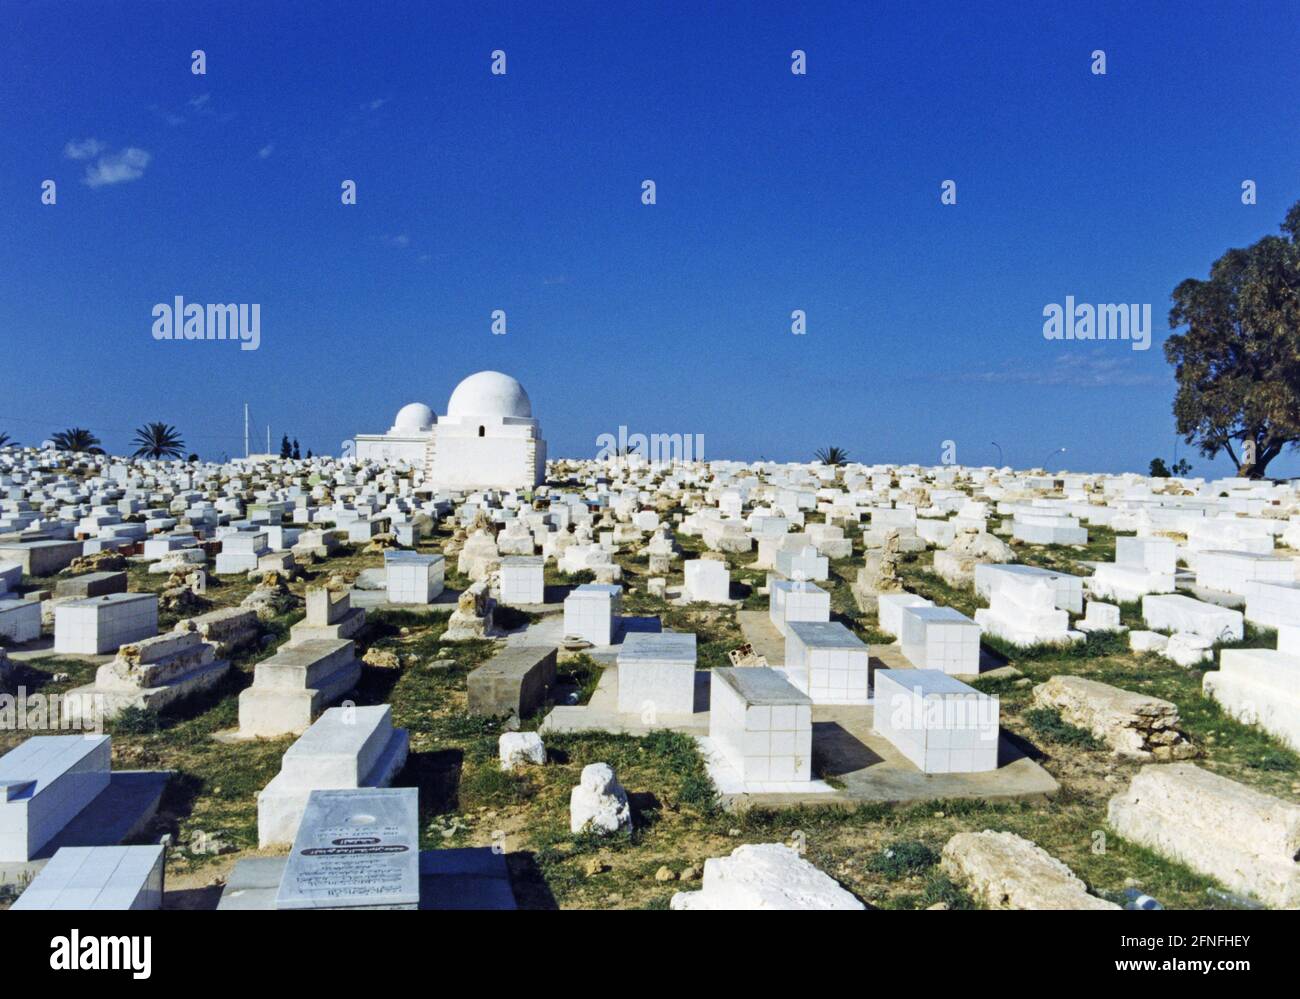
[353,371,546,490]
[353,401,436,466]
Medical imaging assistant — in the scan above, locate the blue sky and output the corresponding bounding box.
[2,1,1298,475]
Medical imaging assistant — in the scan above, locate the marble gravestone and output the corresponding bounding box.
[275,787,419,910]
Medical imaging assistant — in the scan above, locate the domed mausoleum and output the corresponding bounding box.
[353,401,437,466]
[353,371,546,490]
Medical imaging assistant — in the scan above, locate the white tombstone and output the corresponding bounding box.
[0,599,41,644]
[53,593,158,655]
[768,579,830,636]
[384,550,446,604]
[709,667,812,783]
[0,735,111,862]
[257,704,410,848]
[783,621,870,704]
[563,584,620,646]
[499,556,545,605]
[1142,594,1243,643]
[617,631,697,717]
[683,558,730,603]
[10,844,165,910]
[876,592,933,639]
[873,669,999,773]
[900,604,981,674]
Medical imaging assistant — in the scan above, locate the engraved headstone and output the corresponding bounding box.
[275,787,419,910]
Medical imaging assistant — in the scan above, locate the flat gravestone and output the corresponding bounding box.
[275,787,419,910]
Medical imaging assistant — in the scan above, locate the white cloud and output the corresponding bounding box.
[188,93,211,109]
[258,143,274,159]
[64,138,106,160]
[382,233,411,248]
[82,147,151,188]
[954,353,1162,389]
[364,98,388,111]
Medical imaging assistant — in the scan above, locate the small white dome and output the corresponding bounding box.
[393,402,435,432]
[446,371,532,419]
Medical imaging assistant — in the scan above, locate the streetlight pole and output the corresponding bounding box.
[991,441,1003,466]
[1042,447,1067,469]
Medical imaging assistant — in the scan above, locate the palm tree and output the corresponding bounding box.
[51,427,104,454]
[132,422,186,459]
[0,432,11,449]
[814,446,849,466]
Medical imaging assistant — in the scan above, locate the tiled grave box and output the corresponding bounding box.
[0,735,112,862]
[1142,594,1244,643]
[774,545,829,582]
[10,844,165,910]
[1196,550,1294,597]
[768,579,831,636]
[877,592,934,639]
[0,599,41,644]
[975,563,1084,614]
[53,592,158,655]
[616,631,697,716]
[214,530,270,574]
[899,604,980,674]
[257,704,409,848]
[383,550,446,604]
[873,669,999,773]
[499,556,544,605]
[563,583,621,646]
[1244,580,1300,630]
[784,620,870,704]
[684,558,730,602]
[709,667,812,782]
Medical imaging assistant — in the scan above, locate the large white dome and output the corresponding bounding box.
[446,371,532,420]
[393,402,435,432]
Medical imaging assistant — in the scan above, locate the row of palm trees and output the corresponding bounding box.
[0,424,189,460]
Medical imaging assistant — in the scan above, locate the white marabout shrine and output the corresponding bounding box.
[354,370,546,491]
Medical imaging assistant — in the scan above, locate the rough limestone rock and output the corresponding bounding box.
[569,762,632,835]
[65,550,129,575]
[933,525,1017,587]
[851,530,906,612]
[670,843,864,910]
[240,571,300,621]
[941,830,1119,910]
[1107,763,1300,909]
[1032,675,1196,762]
[443,579,497,641]
[499,731,547,771]
[176,606,261,658]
